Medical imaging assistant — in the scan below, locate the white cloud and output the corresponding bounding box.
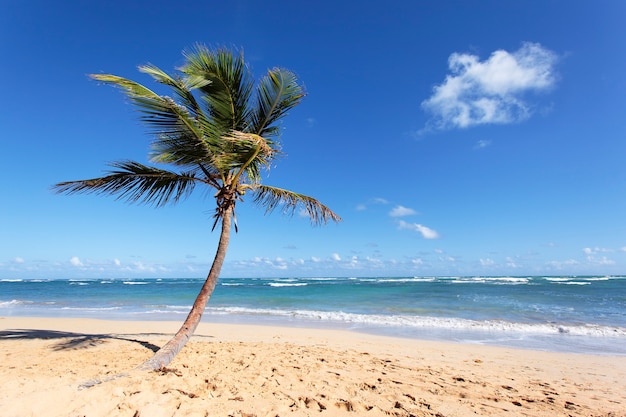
[114,258,121,266]
[14,257,25,264]
[621,247,626,252]
[69,256,83,267]
[583,247,613,255]
[480,258,495,266]
[357,198,389,211]
[397,220,440,239]
[130,261,152,272]
[365,256,384,268]
[389,205,417,217]
[298,208,311,219]
[586,256,615,266]
[505,257,519,268]
[474,139,492,149]
[331,253,341,261]
[422,42,557,130]
[547,259,579,270]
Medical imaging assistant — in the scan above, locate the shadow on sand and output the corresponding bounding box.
[0,328,164,352]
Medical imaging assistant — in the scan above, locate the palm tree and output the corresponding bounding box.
[54,45,341,370]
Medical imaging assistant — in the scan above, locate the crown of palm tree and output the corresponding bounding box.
[54,45,340,229]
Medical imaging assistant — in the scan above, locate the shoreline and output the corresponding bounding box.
[5,310,626,356]
[1,316,626,416]
[3,275,625,357]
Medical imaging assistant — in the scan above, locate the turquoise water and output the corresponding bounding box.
[2,276,625,355]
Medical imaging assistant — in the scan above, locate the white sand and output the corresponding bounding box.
[1,316,625,416]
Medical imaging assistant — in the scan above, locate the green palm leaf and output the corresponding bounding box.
[54,161,201,207]
[181,45,254,132]
[90,73,211,145]
[139,63,210,120]
[250,184,342,225]
[252,68,305,138]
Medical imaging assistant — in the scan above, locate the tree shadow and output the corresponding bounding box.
[0,328,163,352]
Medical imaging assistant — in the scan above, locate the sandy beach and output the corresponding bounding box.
[1,317,624,417]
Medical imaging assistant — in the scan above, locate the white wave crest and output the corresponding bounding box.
[268,283,308,287]
[205,307,626,338]
[0,299,32,307]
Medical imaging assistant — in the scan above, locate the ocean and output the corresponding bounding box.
[2,275,625,355]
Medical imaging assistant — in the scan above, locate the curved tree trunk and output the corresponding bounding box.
[138,207,233,371]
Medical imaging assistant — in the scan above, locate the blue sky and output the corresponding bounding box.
[2,1,626,279]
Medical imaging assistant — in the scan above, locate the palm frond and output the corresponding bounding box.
[138,64,210,121]
[251,68,305,137]
[91,73,227,170]
[180,45,254,132]
[90,73,209,144]
[250,185,341,225]
[149,132,216,168]
[53,161,203,207]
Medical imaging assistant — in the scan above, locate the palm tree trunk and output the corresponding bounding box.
[138,207,233,371]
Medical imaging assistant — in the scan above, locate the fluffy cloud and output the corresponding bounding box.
[398,220,440,239]
[422,42,557,130]
[389,205,418,217]
[69,256,83,267]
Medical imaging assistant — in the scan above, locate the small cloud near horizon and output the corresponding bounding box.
[389,205,418,217]
[421,42,558,131]
[583,247,613,255]
[69,256,83,267]
[480,258,495,266]
[397,220,440,239]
